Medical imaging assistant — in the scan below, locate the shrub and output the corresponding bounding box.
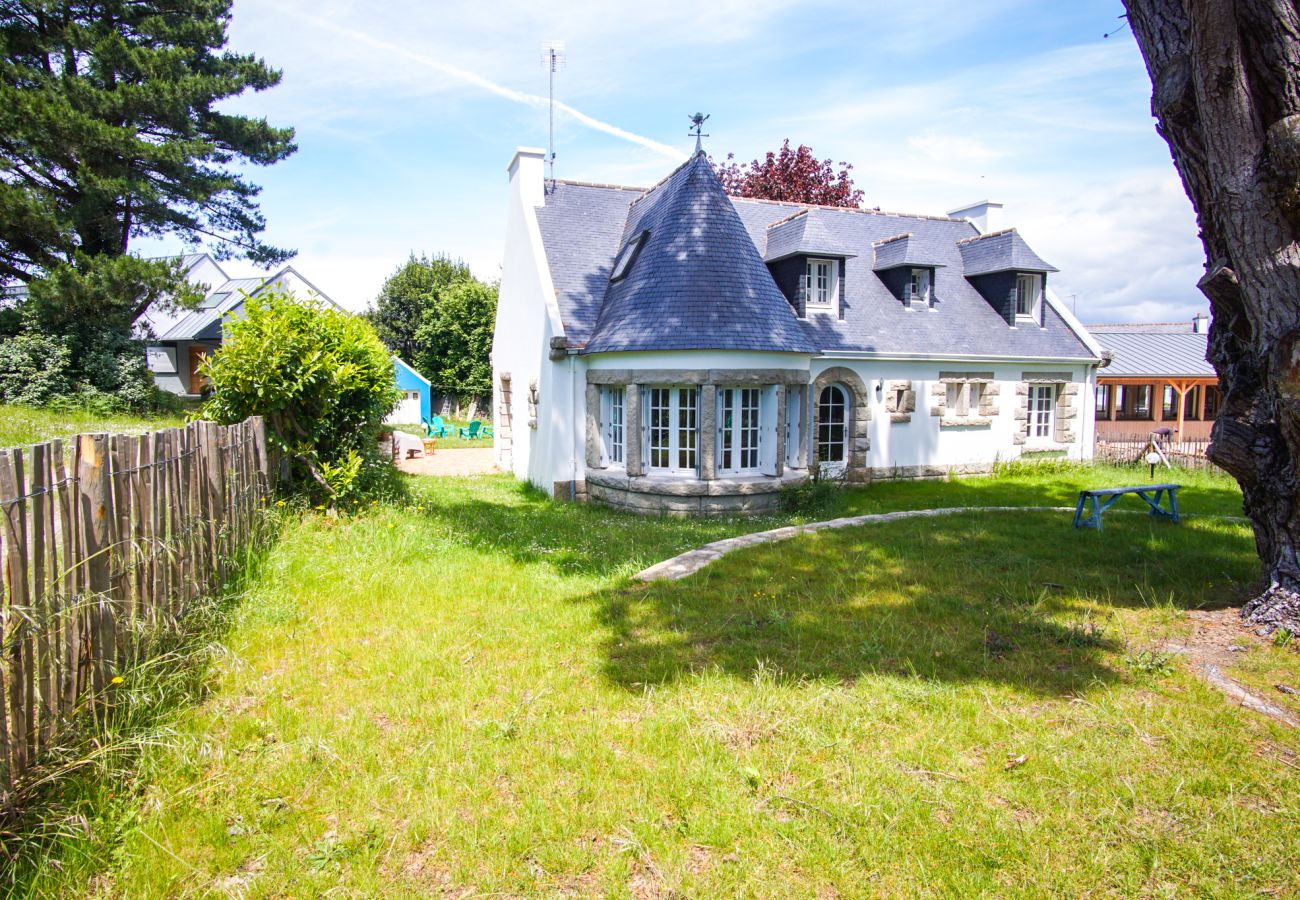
[0,333,73,405]
[779,462,842,515]
[200,290,401,502]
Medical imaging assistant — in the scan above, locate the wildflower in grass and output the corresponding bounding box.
[111,676,124,685]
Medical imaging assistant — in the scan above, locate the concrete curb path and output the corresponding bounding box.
[634,506,1250,582]
[635,505,1074,582]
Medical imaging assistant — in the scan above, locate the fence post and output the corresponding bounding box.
[77,434,114,699]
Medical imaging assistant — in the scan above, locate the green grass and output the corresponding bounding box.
[13,465,1300,897]
[392,420,492,451]
[0,403,185,449]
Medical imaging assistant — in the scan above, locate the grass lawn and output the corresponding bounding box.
[0,403,186,448]
[393,420,492,451]
[18,465,1300,897]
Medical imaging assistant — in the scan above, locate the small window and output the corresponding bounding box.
[1015,273,1041,318]
[1115,384,1154,421]
[908,268,930,305]
[1204,384,1222,419]
[1095,384,1112,418]
[1028,384,1055,439]
[804,258,838,312]
[610,230,648,282]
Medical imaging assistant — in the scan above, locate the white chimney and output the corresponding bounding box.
[1192,312,1209,334]
[507,147,547,209]
[947,199,1004,234]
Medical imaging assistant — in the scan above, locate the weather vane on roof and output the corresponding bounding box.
[688,113,710,153]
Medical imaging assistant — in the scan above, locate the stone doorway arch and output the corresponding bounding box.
[811,366,870,479]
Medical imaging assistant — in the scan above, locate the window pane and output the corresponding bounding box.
[817,385,847,463]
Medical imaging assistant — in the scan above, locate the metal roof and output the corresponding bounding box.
[1093,330,1215,377]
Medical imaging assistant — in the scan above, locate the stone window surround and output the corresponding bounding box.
[884,379,916,423]
[497,372,513,467]
[810,366,871,477]
[930,371,999,427]
[1013,371,1079,447]
[586,368,807,481]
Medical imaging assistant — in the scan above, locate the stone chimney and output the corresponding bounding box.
[947,200,1004,234]
[1192,312,1209,334]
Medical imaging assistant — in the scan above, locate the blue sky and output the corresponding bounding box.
[144,0,1209,325]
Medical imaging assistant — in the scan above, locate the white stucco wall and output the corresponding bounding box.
[812,356,1095,471]
[492,148,578,495]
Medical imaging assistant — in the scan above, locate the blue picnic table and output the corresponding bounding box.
[1073,483,1182,530]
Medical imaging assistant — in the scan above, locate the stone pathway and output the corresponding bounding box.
[635,505,1073,582]
[396,448,498,477]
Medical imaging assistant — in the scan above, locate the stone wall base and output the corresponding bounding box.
[551,480,589,503]
[584,470,808,517]
[867,463,995,481]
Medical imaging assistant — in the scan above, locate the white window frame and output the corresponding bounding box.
[784,387,802,468]
[817,384,848,465]
[1028,384,1055,440]
[643,386,698,476]
[804,258,839,315]
[599,386,625,467]
[908,268,931,305]
[717,386,763,475]
[1015,273,1042,320]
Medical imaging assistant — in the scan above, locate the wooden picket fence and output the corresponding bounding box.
[1095,432,1221,471]
[0,416,272,805]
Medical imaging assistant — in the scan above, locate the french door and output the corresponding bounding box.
[718,387,761,474]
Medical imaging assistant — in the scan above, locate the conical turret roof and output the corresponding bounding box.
[584,152,817,354]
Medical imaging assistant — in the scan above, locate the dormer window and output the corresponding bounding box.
[804,258,838,314]
[610,230,648,283]
[1015,273,1042,321]
[907,268,931,305]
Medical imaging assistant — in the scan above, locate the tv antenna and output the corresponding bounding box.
[688,112,710,153]
[541,41,566,188]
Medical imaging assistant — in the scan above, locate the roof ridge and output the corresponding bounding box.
[873,232,913,247]
[766,208,811,228]
[553,178,645,192]
[956,227,1018,245]
[734,195,966,222]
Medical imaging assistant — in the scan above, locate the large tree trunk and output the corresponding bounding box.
[1123,0,1300,632]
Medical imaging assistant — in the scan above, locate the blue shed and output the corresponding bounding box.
[388,356,432,425]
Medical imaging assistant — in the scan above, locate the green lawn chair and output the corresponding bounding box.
[481,424,494,438]
[458,420,483,440]
[428,415,453,438]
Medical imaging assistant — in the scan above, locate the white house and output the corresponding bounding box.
[140,254,338,397]
[493,147,1103,515]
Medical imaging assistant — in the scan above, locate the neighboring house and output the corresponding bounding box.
[141,254,335,397]
[492,147,1102,515]
[388,355,432,425]
[1090,316,1220,442]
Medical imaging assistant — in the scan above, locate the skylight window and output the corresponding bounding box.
[610,230,648,282]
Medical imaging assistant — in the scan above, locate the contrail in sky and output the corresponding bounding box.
[280,6,686,161]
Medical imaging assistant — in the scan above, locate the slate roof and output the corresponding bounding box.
[871,233,946,271]
[765,209,856,262]
[532,157,1094,360]
[1091,327,1215,377]
[584,153,817,354]
[957,229,1059,276]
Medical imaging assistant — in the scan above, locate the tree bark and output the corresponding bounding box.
[1124,0,1300,630]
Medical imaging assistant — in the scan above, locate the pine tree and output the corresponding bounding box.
[0,0,295,297]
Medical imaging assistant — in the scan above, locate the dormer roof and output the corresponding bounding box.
[764,208,857,263]
[583,152,817,354]
[871,232,948,271]
[957,228,1058,276]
